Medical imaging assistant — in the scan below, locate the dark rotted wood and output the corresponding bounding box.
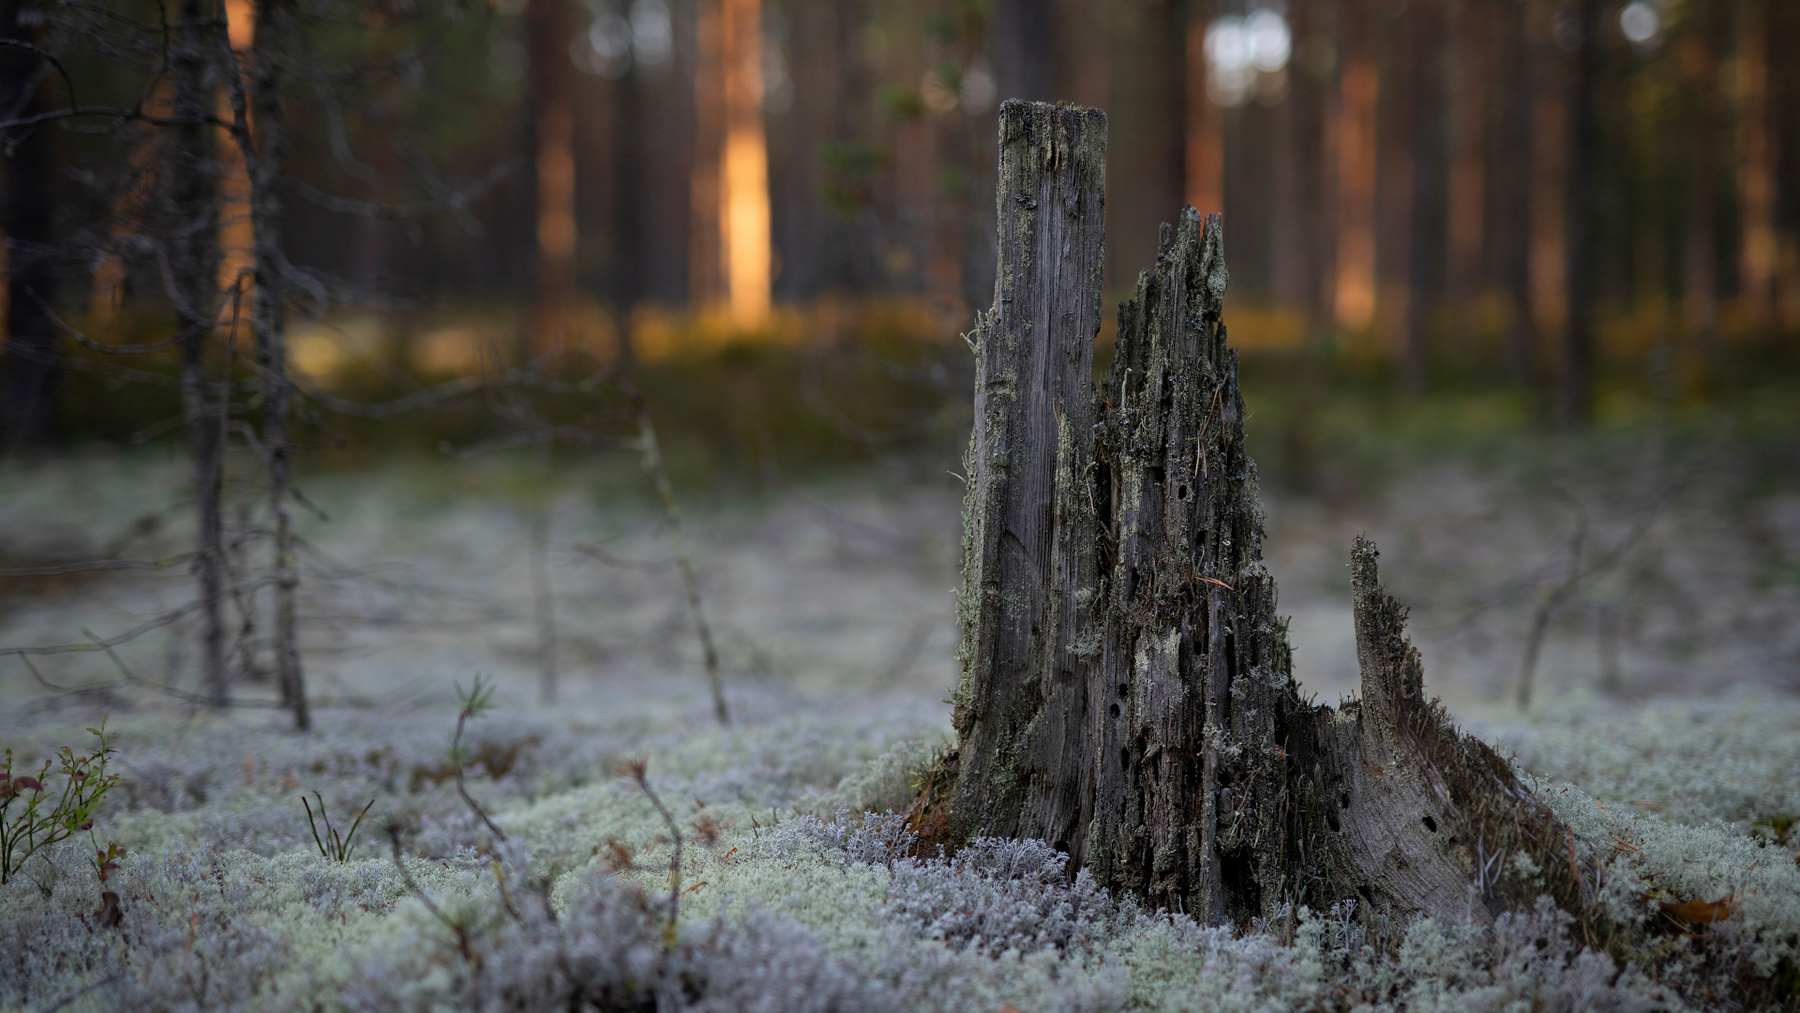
[1085,207,1300,922]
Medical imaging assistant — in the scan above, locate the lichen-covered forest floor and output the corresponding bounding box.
[2,424,1797,1010]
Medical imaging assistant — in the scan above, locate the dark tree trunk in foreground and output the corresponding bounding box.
[0,0,61,452]
[255,1,306,732]
[947,100,1586,927]
[172,0,230,708]
[223,0,306,730]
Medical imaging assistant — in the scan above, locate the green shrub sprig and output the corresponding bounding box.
[1,719,123,885]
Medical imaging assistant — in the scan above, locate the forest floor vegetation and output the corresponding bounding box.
[1,425,1796,1010]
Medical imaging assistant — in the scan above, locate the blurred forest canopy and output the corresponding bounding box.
[1,0,1798,455]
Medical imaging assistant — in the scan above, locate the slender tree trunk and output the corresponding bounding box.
[1285,0,1328,329]
[224,0,306,729]
[1529,13,1568,410]
[172,0,230,708]
[1053,0,1108,109]
[527,0,577,355]
[719,0,770,327]
[689,0,724,308]
[1107,0,1182,299]
[994,0,1053,103]
[1681,2,1722,372]
[1494,0,1535,386]
[217,0,256,313]
[1445,0,1487,305]
[1271,0,1322,320]
[1379,3,1416,384]
[611,61,641,364]
[1184,1,1222,218]
[774,0,831,301]
[1333,22,1379,334]
[1773,0,1800,332]
[1737,0,1777,338]
[944,100,1589,929]
[1376,0,1435,392]
[1402,1,1443,393]
[0,0,60,452]
[1559,0,1601,426]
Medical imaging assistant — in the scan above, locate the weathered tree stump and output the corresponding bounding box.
[946,99,1586,928]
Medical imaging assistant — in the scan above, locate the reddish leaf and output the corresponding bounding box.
[1660,896,1737,924]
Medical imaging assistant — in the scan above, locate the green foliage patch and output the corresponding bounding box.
[0,719,122,885]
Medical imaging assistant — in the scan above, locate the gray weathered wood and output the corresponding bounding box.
[1323,535,1580,923]
[950,99,1107,853]
[948,101,1591,931]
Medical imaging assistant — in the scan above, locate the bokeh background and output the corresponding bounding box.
[4,8,1800,1007]
[7,0,1799,398]
[1,0,1796,714]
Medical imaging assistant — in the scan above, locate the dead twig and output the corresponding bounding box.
[622,758,682,936]
[0,579,275,662]
[450,676,508,843]
[1517,487,1588,710]
[385,825,477,962]
[618,378,729,726]
[0,556,194,578]
[568,541,678,574]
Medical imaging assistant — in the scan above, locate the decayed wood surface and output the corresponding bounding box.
[950,99,1589,929]
[950,99,1107,853]
[1321,536,1584,924]
[1086,206,1297,923]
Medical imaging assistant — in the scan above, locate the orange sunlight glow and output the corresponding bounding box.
[720,0,771,327]
[1530,89,1568,334]
[226,0,255,50]
[536,100,578,269]
[216,0,257,323]
[1333,59,1378,332]
[1184,20,1223,219]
